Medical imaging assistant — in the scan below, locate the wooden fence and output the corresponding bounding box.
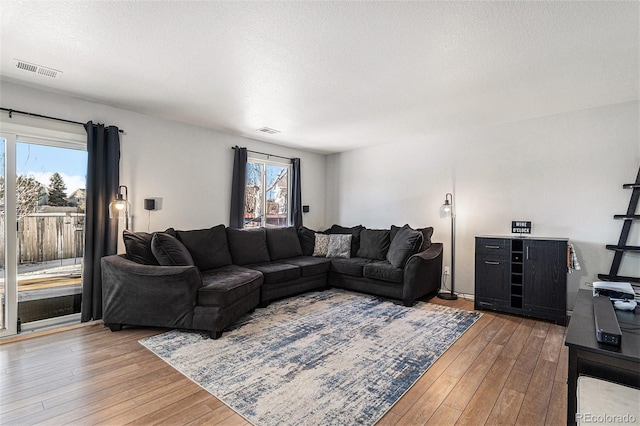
[0,213,84,267]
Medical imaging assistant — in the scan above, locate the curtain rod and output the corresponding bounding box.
[0,107,125,133]
[232,146,292,161]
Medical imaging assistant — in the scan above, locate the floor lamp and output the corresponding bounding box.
[438,193,458,300]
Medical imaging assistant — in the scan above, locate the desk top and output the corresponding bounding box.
[565,289,640,361]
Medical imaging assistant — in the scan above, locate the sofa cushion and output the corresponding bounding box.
[298,226,317,256]
[245,262,300,284]
[330,257,373,277]
[226,227,271,265]
[356,229,391,260]
[391,225,433,251]
[327,234,352,258]
[387,225,423,268]
[151,233,195,266]
[123,228,176,265]
[329,224,363,256]
[266,226,303,260]
[363,261,404,283]
[176,225,232,271]
[198,265,263,306]
[313,233,330,257]
[276,256,332,277]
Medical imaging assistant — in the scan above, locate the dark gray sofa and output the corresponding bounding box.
[101,223,442,339]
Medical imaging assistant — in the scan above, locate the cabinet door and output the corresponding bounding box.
[523,240,567,317]
[475,254,510,307]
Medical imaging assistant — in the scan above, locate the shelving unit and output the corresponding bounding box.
[510,239,523,309]
[598,166,640,284]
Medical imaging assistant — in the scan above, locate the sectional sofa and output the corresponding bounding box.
[101,224,443,338]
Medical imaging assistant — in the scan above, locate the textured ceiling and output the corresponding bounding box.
[0,1,638,154]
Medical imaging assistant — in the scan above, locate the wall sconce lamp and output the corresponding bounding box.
[438,192,458,300]
[109,185,131,230]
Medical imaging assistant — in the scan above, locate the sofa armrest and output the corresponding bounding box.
[402,243,443,305]
[101,254,202,329]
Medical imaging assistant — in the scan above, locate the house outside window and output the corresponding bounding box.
[244,158,291,228]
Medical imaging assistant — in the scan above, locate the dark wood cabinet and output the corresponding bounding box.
[475,236,568,325]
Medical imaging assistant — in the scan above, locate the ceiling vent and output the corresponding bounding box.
[257,127,280,134]
[14,59,62,79]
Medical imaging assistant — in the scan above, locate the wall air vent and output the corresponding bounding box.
[14,59,62,79]
[257,127,280,134]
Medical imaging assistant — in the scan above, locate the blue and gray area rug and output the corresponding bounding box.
[139,289,480,426]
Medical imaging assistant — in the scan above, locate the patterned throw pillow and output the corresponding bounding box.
[313,233,330,257]
[327,234,352,258]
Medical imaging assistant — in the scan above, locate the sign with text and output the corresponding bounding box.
[512,221,532,234]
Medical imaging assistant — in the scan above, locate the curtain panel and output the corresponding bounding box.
[291,158,303,229]
[81,122,120,321]
[229,146,247,228]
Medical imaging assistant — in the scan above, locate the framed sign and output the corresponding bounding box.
[512,221,531,234]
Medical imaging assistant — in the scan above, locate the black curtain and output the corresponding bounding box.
[229,146,247,228]
[81,122,120,322]
[291,158,303,228]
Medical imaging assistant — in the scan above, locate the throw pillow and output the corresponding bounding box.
[419,227,434,251]
[226,227,271,265]
[312,233,330,257]
[266,226,303,260]
[356,229,391,260]
[151,233,195,266]
[329,224,363,257]
[176,225,232,271]
[327,234,352,258]
[391,224,433,251]
[297,226,317,256]
[123,228,176,265]
[386,225,424,268]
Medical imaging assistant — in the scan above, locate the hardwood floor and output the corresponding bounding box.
[0,296,567,425]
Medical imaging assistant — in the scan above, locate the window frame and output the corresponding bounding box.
[245,155,292,228]
[0,112,86,337]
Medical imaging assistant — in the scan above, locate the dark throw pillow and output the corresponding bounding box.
[329,224,363,256]
[298,226,317,256]
[176,225,232,271]
[226,227,271,265]
[356,229,391,260]
[391,224,433,251]
[151,233,195,266]
[266,226,303,260]
[386,225,423,268]
[419,227,434,251]
[123,228,176,265]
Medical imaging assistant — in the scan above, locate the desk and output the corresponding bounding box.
[565,289,640,425]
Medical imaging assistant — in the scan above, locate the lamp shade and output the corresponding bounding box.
[109,185,130,229]
[109,195,130,220]
[440,193,453,218]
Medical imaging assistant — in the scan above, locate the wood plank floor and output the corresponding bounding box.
[0,296,567,425]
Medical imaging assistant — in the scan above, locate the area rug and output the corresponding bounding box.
[139,289,481,426]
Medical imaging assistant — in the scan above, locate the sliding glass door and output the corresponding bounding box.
[0,138,6,332]
[1,121,86,337]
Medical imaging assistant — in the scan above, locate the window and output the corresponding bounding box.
[244,158,291,228]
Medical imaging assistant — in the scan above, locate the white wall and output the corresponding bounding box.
[326,102,640,309]
[3,81,637,310]
[0,81,328,235]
